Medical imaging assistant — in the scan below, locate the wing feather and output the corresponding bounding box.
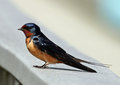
[32,34,96,72]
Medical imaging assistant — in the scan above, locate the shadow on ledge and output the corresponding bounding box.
[33,66,94,73]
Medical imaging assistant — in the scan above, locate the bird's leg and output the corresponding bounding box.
[33,62,49,68]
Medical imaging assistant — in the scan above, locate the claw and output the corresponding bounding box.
[33,62,49,68]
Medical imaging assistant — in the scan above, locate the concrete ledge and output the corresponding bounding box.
[0,0,120,85]
[0,46,46,85]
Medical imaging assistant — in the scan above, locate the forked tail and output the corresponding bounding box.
[68,54,111,68]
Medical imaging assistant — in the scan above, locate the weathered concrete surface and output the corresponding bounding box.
[0,0,120,85]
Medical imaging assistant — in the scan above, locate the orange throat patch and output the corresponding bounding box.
[23,30,33,37]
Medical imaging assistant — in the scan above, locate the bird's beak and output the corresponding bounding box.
[18,28,22,31]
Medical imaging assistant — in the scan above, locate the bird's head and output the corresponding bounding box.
[18,23,41,37]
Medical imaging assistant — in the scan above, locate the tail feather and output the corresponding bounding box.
[67,54,111,68]
[63,54,97,73]
[64,60,97,73]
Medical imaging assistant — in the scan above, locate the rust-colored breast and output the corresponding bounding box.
[26,38,61,64]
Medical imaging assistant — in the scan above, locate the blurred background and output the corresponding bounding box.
[0,0,120,80]
[11,0,120,76]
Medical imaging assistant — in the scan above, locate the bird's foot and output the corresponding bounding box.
[33,65,48,69]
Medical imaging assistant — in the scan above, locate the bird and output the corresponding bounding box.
[18,23,103,73]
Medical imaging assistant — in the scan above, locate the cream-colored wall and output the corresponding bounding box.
[11,0,120,76]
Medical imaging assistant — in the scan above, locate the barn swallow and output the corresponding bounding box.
[18,23,99,73]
